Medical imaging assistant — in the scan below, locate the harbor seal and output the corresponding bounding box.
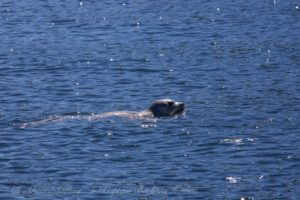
[20,99,185,128]
[147,99,185,117]
[89,99,185,118]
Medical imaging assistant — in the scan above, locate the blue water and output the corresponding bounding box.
[1,0,300,199]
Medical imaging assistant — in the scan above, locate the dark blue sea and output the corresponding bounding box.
[0,0,300,199]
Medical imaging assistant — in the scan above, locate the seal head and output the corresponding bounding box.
[147,99,185,117]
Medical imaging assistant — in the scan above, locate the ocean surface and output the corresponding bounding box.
[0,0,299,199]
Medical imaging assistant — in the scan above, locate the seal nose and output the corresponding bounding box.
[178,102,184,108]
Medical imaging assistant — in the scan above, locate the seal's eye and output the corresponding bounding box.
[168,101,174,106]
